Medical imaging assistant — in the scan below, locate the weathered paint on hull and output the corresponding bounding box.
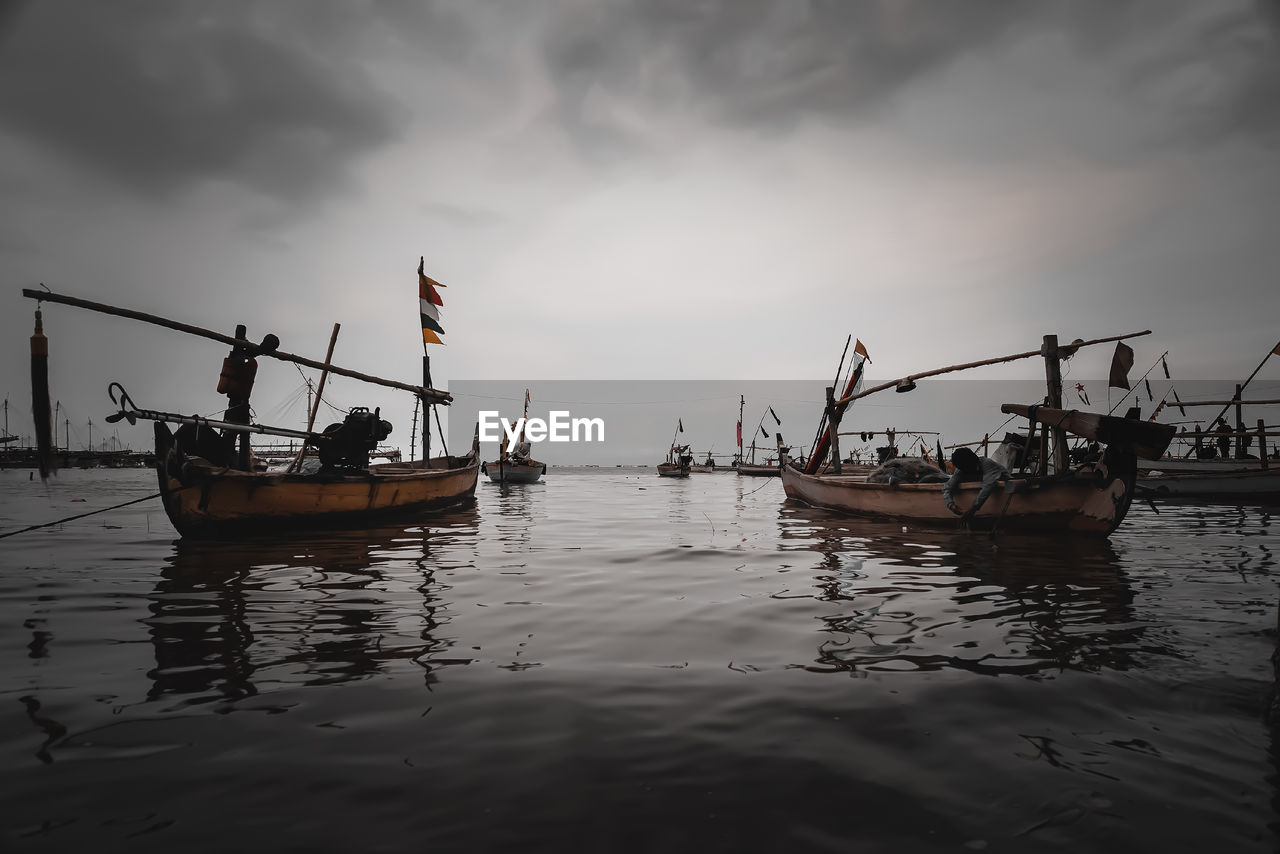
[155,425,479,538]
[1138,468,1280,504]
[483,460,545,483]
[779,464,1133,536]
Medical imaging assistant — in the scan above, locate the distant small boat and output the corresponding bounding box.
[736,461,779,477]
[658,419,692,477]
[484,458,547,484]
[483,389,545,484]
[734,395,784,477]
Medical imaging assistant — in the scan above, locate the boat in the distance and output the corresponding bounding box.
[483,388,546,484]
[657,419,692,477]
[779,331,1175,536]
[734,396,783,476]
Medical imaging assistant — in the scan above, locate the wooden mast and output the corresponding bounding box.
[287,323,340,473]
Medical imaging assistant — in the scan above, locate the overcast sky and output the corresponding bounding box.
[1,0,1278,453]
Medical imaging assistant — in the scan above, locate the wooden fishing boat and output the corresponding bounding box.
[1137,466,1280,503]
[23,269,479,539]
[734,395,785,477]
[482,388,545,483]
[736,461,780,477]
[156,422,479,537]
[658,419,692,477]
[484,457,546,484]
[1138,381,1280,504]
[779,333,1174,536]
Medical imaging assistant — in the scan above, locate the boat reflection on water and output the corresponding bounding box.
[144,508,480,705]
[777,503,1147,677]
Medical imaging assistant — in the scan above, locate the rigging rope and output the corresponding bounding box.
[0,490,177,540]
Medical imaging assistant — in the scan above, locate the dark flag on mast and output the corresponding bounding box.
[1109,342,1134,390]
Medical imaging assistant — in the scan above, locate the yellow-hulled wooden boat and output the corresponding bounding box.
[155,422,479,538]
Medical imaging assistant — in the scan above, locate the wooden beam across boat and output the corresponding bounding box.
[837,330,1152,406]
[1169,399,1280,407]
[999,403,1176,460]
[21,288,451,404]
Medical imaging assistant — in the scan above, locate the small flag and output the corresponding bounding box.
[1075,383,1090,406]
[1161,356,1170,379]
[1109,342,1134,389]
[936,439,945,470]
[1144,378,1153,401]
[678,419,683,432]
[1273,340,1280,357]
[1172,388,1186,416]
[736,421,742,445]
[853,339,870,362]
[759,425,768,438]
[768,406,781,426]
[418,257,446,346]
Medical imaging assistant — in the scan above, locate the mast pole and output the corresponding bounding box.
[1042,334,1067,474]
[738,395,744,465]
[287,323,340,473]
[1205,340,1280,435]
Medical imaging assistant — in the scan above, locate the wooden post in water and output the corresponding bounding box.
[826,386,842,475]
[1235,384,1245,460]
[1260,419,1269,471]
[1042,335,1067,475]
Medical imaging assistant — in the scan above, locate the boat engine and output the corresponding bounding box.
[316,407,392,471]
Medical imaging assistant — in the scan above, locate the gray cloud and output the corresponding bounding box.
[0,1,404,201]
[534,0,1280,157]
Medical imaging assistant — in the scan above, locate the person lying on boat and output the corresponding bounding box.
[943,447,1008,522]
[509,439,533,463]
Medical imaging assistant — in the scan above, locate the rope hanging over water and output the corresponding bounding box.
[0,491,165,540]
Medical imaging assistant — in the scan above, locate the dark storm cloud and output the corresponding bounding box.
[538,0,1280,152]
[0,1,404,201]
[543,0,1023,133]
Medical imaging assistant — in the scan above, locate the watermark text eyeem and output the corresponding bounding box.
[478,411,605,451]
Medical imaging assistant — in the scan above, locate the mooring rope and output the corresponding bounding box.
[0,491,165,540]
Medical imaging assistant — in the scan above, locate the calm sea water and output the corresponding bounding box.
[1,467,1278,853]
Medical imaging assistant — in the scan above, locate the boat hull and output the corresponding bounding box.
[657,463,689,478]
[1138,467,1280,504]
[779,454,1137,536]
[155,424,479,538]
[483,459,546,483]
[736,463,780,477]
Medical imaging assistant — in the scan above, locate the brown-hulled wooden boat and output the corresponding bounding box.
[483,457,546,483]
[780,332,1174,537]
[23,276,477,539]
[155,422,479,537]
[782,405,1172,536]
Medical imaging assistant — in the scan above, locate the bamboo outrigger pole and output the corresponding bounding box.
[1203,341,1280,426]
[836,330,1153,406]
[1170,398,1280,407]
[21,288,452,404]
